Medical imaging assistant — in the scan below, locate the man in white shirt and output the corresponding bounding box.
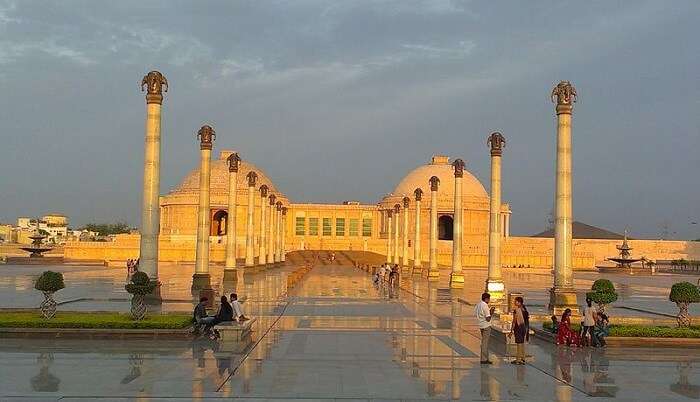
[475,292,496,364]
[230,293,249,322]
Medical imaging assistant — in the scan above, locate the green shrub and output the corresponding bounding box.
[591,279,615,293]
[669,282,700,303]
[34,271,65,293]
[586,279,618,311]
[125,272,156,295]
[542,322,700,338]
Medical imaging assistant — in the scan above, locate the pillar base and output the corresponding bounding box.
[191,273,211,291]
[412,265,422,275]
[222,269,239,283]
[548,287,580,316]
[426,269,440,282]
[484,279,506,313]
[449,273,464,289]
[143,280,162,305]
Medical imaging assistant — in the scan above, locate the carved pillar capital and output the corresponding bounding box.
[452,159,465,178]
[386,209,393,218]
[141,70,168,104]
[429,176,440,191]
[197,125,215,150]
[487,132,506,157]
[227,152,240,172]
[276,201,283,211]
[394,204,401,213]
[402,196,410,208]
[259,184,269,197]
[269,194,277,205]
[246,171,257,187]
[281,207,287,215]
[551,80,577,115]
[414,188,423,201]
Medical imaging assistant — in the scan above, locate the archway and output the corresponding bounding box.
[211,210,228,236]
[438,215,453,240]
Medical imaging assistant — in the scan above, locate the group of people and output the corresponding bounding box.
[125,258,139,281]
[192,293,249,337]
[373,263,400,288]
[554,298,609,347]
[475,292,530,365]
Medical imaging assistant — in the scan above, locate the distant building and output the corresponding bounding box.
[15,214,69,244]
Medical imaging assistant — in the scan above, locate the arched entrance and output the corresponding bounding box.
[438,215,453,240]
[211,210,228,236]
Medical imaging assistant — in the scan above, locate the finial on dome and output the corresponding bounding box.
[431,155,450,165]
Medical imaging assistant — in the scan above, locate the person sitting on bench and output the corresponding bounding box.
[193,297,216,333]
[230,293,249,322]
[214,295,234,324]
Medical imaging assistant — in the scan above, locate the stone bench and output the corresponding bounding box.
[214,317,256,342]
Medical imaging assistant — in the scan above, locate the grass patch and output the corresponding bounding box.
[542,321,700,338]
[0,311,192,329]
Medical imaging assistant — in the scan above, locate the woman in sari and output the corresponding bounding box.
[511,296,529,364]
[556,308,581,347]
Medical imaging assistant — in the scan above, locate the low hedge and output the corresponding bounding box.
[542,321,700,338]
[0,312,192,329]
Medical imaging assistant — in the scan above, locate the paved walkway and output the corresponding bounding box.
[1,264,700,401]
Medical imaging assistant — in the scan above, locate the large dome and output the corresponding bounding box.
[169,150,284,198]
[391,155,488,200]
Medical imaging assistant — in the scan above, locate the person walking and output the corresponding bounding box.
[581,298,595,346]
[475,292,495,364]
[510,296,529,365]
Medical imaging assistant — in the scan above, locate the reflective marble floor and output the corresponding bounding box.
[1,264,700,401]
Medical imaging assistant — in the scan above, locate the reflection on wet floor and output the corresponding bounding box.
[1,263,700,401]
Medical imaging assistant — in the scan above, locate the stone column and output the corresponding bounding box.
[413,188,423,274]
[193,125,215,290]
[450,159,465,289]
[393,204,400,265]
[486,132,506,304]
[401,197,410,272]
[281,207,287,262]
[139,71,167,302]
[258,185,269,265]
[427,176,440,281]
[268,194,276,264]
[224,153,240,271]
[549,80,579,315]
[275,201,283,263]
[386,210,393,263]
[245,172,257,267]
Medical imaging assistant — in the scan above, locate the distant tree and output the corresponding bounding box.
[80,222,130,236]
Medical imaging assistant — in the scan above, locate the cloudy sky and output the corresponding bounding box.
[0,1,698,239]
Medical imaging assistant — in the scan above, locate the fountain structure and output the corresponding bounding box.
[599,230,643,274]
[7,219,61,264]
[20,230,53,258]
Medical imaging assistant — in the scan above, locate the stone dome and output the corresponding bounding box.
[169,150,284,198]
[391,155,488,200]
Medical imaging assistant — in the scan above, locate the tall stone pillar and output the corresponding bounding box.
[486,132,506,305]
[401,197,410,271]
[281,207,287,262]
[275,201,283,263]
[450,159,465,289]
[549,80,579,315]
[267,195,276,264]
[139,71,167,302]
[224,153,240,270]
[427,176,440,281]
[386,210,393,263]
[258,185,269,265]
[193,125,215,290]
[393,204,400,264]
[245,172,257,267]
[412,188,423,274]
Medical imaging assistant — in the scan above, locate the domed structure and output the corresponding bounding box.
[391,155,488,201]
[160,150,289,236]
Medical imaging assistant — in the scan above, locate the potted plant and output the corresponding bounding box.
[586,279,618,314]
[125,272,156,321]
[669,282,700,327]
[34,271,65,319]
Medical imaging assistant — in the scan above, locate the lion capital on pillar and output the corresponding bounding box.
[276,201,283,211]
[141,71,168,105]
[452,159,465,178]
[429,176,440,191]
[551,80,577,115]
[197,125,216,150]
[393,204,401,214]
[269,194,277,205]
[227,152,240,172]
[402,196,410,209]
[246,171,258,187]
[260,184,269,198]
[487,132,506,157]
[414,188,423,201]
